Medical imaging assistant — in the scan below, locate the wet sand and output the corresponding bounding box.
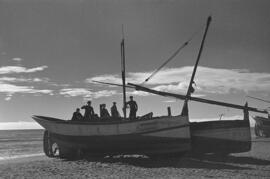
[1,138,270,179]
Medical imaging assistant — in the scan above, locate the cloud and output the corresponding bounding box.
[0,64,74,100]
[0,65,48,74]
[0,76,54,100]
[12,57,23,62]
[0,77,50,83]
[163,100,177,103]
[192,67,270,94]
[59,88,117,99]
[0,83,53,100]
[87,66,270,95]
[86,75,123,84]
[0,83,52,94]
[60,88,92,98]
[128,90,150,96]
[93,90,118,98]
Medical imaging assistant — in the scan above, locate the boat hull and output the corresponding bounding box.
[33,115,191,156]
[50,130,189,155]
[190,119,251,154]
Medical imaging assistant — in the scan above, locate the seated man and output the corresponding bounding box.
[111,102,120,118]
[100,104,110,119]
[71,108,83,121]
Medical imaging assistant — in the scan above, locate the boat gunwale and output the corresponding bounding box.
[32,114,189,126]
[47,124,190,137]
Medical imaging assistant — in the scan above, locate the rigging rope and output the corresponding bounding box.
[247,96,270,104]
[142,23,206,84]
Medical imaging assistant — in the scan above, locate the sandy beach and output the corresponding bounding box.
[1,137,270,179]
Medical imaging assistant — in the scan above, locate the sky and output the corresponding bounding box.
[0,0,270,129]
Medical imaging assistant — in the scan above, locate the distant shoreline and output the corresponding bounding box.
[0,153,44,163]
[0,129,43,131]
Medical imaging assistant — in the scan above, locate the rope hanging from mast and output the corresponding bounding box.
[142,23,206,84]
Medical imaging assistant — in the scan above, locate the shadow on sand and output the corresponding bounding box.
[71,155,250,170]
[195,154,270,166]
[63,151,270,169]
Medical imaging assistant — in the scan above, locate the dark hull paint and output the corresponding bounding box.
[51,133,190,155]
[190,136,251,154]
[191,119,249,130]
[190,120,251,154]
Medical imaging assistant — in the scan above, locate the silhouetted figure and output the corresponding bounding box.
[126,96,138,120]
[100,104,110,119]
[71,108,83,121]
[81,101,94,120]
[99,104,103,118]
[111,102,120,118]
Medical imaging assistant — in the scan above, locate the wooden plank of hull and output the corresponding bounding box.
[190,136,251,154]
[51,127,190,155]
[190,120,251,154]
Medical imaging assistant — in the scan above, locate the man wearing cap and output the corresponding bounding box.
[81,101,94,120]
[126,96,138,120]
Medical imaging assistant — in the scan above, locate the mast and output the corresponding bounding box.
[182,16,212,116]
[121,26,127,119]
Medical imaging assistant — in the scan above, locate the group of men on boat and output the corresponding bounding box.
[71,96,138,121]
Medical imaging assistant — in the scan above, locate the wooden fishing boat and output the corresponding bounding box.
[253,116,270,137]
[33,22,193,159]
[33,114,190,158]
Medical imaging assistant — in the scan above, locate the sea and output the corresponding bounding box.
[0,129,44,161]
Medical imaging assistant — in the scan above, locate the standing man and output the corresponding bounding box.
[111,102,120,118]
[81,101,94,120]
[126,96,138,120]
